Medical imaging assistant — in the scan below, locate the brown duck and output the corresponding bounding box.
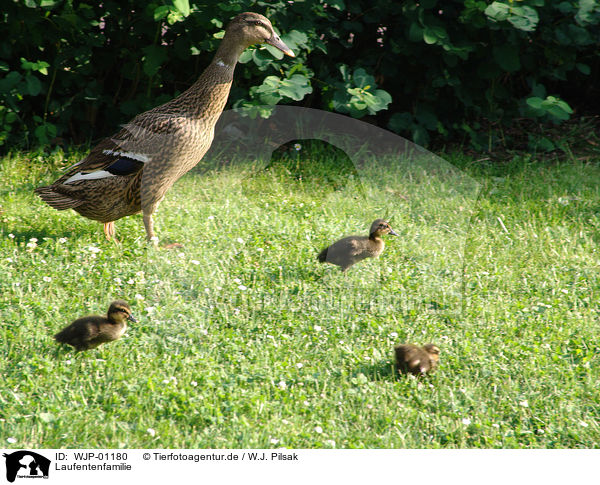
[54,300,136,351]
[317,219,398,271]
[394,343,440,376]
[35,13,294,244]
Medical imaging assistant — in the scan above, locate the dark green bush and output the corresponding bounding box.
[1,0,598,150]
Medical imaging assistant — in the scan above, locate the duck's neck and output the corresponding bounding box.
[369,233,383,242]
[171,35,246,120]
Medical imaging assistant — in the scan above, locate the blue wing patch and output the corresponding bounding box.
[106,157,145,176]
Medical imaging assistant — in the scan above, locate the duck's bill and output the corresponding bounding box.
[128,315,138,323]
[267,34,295,57]
[389,228,399,236]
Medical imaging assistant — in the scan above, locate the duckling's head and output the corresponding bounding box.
[369,219,398,238]
[225,12,294,57]
[423,343,440,363]
[107,300,137,324]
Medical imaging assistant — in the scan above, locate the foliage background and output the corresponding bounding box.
[1,0,599,150]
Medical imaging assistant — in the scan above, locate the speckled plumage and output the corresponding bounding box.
[394,343,440,376]
[54,300,136,351]
[35,13,294,243]
[317,219,398,271]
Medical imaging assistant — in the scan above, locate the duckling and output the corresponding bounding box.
[394,343,440,376]
[317,219,398,271]
[54,300,136,351]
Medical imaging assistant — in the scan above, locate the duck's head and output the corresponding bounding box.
[108,300,137,323]
[423,343,440,363]
[225,12,294,57]
[369,219,398,238]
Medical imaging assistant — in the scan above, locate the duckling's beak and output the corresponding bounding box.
[266,33,295,57]
[388,228,399,236]
[128,314,137,323]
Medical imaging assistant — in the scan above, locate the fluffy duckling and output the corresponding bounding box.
[394,343,440,376]
[317,219,398,271]
[54,300,136,351]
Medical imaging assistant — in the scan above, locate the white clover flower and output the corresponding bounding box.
[6,258,13,263]
[127,279,135,285]
[58,237,67,243]
[313,325,322,332]
[492,423,500,429]
[147,428,156,437]
[42,276,52,283]
[314,426,323,434]
[233,278,242,284]
[236,237,244,244]
[296,363,303,369]
[26,242,37,250]
[190,381,198,387]
[389,332,398,338]
[579,421,589,428]
[325,440,336,447]
[145,306,156,314]
[238,285,247,291]
[207,215,215,220]
[519,400,529,408]
[6,437,17,444]
[114,277,122,285]
[257,248,264,252]
[462,418,472,425]
[270,438,280,445]
[29,238,38,243]
[190,260,200,265]
[278,381,287,390]
[303,400,310,406]
[8,233,15,239]
[135,294,144,300]
[366,404,373,409]
[87,246,101,254]
[281,419,290,425]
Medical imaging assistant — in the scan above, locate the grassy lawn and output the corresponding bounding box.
[0,144,598,448]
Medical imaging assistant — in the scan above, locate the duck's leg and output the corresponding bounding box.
[104,221,116,241]
[143,211,158,246]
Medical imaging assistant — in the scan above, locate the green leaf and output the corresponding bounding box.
[526,96,544,110]
[352,68,374,89]
[142,45,168,77]
[484,2,511,21]
[154,5,170,21]
[493,45,520,72]
[507,6,539,31]
[25,75,42,96]
[388,112,414,132]
[172,0,190,16]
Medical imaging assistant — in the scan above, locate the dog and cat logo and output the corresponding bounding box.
[3,451,50,482]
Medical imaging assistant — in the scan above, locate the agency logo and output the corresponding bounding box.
[3,451,50,483]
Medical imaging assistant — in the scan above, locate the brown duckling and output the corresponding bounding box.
[394,343,440,376]
[54,300,136,351]
[317,219,398,271]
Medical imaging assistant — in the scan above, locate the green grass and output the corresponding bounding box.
[0,145,599,448]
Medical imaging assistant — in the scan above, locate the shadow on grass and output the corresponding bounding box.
[355,359,397,381]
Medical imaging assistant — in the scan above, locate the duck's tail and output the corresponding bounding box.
[35,185,85,210]
[317,247,328,263]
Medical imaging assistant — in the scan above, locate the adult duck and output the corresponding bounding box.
[36,13,294,244]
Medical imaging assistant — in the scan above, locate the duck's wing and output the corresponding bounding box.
[52,111,186,186]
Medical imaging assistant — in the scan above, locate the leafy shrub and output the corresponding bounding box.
[0,0,598,150]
